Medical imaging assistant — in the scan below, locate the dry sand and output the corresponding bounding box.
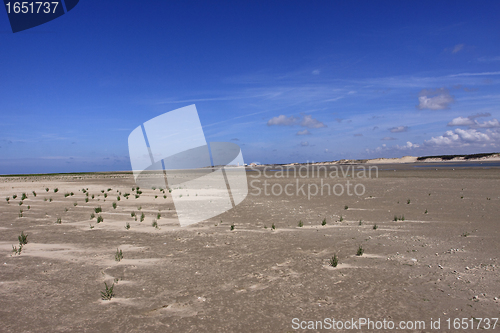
[0,164,499,332]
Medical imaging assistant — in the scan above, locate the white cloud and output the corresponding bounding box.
[312,70,320,75]
[300,141,309,146]
[477,56,500,63]
[447,117,475,126]
[267,115,298,126]
[381,137,396,141]
[424,128,498,147]
[296,129,311,135]
[397,141,420,149]
[300,115,327,128]
[448,114,500,128]
[389,126,408,133]
[417,88,454,110]
[452,44,464,54]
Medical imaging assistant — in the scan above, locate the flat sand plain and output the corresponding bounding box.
[0,163,499,332]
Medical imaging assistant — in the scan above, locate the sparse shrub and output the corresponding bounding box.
[44,197,47,202]
[85,198,89,203]
[112,202,117,209]
[70,192,74,196]
[45,188,49,192]
[73,202,77,206]
[356,245,364,256]
[104,193,107,198]
[131,211,136,217]
[321,218,326,226]
[157,213,161,219]
[18,231,28,245]
[401,215,405,221]
[27,205,30,210]
[19,201,23,206]
[18,209,23,217]
[339,215,343,222]
[101,190,105,193]
[107,188,112,192]
[94,206,102,213]
[125,222,130,230]
[329,254,338,267]
[90,224,94,229]
[230,224,235,231]
[49,198,53,202]
[154,195,158,199]
[461,232,470,237]
[64,193,70,198]
[12,194,17,199]
[90,212,95,219]
[140,212,145,222]
[152,220,158,229]
[271,223,275,230]
[163,195,166,199]
[21,193,27,200]
[6,197,9,203]
[393,215,398,221]
[344,205,348,210]
[115,249,123,261]
[373,224,378,230]
[32,191,37,197]
[12,244,22,255]
[117,196,120,201]
[101,282,115,300]
[138,206,142,210]
[358,220,362,226]
[97,216,103,223]
[298,220,303,227]
[65,208,68,212]
[54,188,58,193]
[56,217,62,224]
[135,195,139,199]
[424,209,428,214]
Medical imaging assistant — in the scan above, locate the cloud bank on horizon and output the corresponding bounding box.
[0,1,500,174]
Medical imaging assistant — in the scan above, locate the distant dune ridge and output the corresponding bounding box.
[281,152,500,166]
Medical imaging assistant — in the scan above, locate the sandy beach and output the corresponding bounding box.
[0,163,499,332]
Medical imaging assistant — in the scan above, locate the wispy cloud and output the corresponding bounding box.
[389,126,408,133]
[417,88,454,110]
[296,129,311,135]
[451,44,464,54]
[267,114,326,128]
[300,115,327,128]
[477,56,500,63]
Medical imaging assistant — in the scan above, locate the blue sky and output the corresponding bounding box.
[1,1,500,174]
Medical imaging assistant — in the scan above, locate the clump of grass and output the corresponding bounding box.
[117,196,120,201]
[138,206,142,210]
[321,218,326,226]
[90,224,94,229]
[90,212,95,219]
[18,209,23,217]
[329,254,338,267]
[101,282,115,300]
[18,231,28,245]
[339,215,344,222]
[461,232,470,237]
[131,211,136,217]
[157,213,161,219]
[101,190,105,193]
[12,244,22,255]
[91,194,95,199]
[107,188,112,192]
[152,220,159,229]
[230,224,235,231]
[298,220,303,227]
[125,222,130,230]
[112,202,117,209]
[394,215,405,221]
[163,195,167,199]
[32,191,36,197]
[12,194,17,199]
[115,249,123,261]
[73,202,77,206]
[56,217,62,224]
[44,197,47,202]
[49,198,53,202]
[19,201,23,206]
[27,205,30,210]
[6,197,10,203]
[94,206,102,213]
[140,212,145,222]
[356,245,364,256]
[407,199,411,204]
[358,220,362,226]
[85,197,89,203]
[344,205,348,210]
[21,193,27,200]
[461,195,464,199]
[373,224,378,230]
[154,195,158,199]
[424,209,428,214]
[64,207,68,212]
[104,193,108,199]
[97,216,104,223]
[271,223,276,230]
[135,195,139,199]
[45,188,49,192]
[54,188,58,193]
